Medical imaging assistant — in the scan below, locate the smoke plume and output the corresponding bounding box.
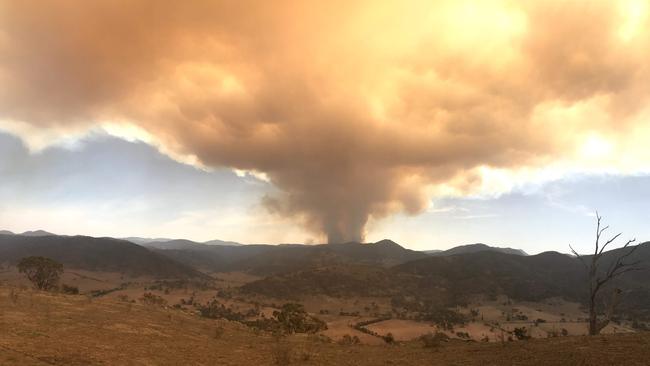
[1,1,650,242]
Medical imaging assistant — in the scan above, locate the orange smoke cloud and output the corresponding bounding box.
[1,1,649,242]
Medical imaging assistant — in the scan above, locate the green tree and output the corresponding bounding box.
[17,256,63,291]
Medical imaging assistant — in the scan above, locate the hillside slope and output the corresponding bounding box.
[150,239,428,275]
[2,287,650,365]
[243,243,650,314]
[427,243,528,256]
[0,234,206,279]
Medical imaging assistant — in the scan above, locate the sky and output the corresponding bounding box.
[1,1,649,254]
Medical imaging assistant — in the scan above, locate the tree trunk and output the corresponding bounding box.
[588,288,621,335]
[588,297,597,335]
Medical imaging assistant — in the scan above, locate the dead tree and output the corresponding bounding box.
[570,212,642,335]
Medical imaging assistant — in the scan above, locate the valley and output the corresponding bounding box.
[2,232,648,355]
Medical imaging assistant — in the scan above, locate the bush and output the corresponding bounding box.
[338,334,361,345]
[17,256,63,291]
[273,303,327,334]
[513,327,530,340]
[384,332,395,344]
[61,284,79,294]
[417,308,467,330]
[420,332,449,348]
[199,300,244,321]
[140,292,167,306]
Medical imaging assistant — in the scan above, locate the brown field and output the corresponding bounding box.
[2,286,650,365]
[1,267,637,346]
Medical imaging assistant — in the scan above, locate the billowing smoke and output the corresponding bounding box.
[1,1,649,242]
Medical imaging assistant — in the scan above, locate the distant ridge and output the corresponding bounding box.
[147,239,428,274]
[0,230,14,235]
[203,239,242,246]
[127,237,242,247]
[20,230,56,237]
[124,237,175,245]
[427,243,527,256]
[0,234,207,279]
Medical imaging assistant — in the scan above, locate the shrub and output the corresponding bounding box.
[61,284,79,294]
[513,327,530,340]
[420,332,449,348]
[417,308,467,330]
[17,256,63,291]
[384,332,395,344]
[273,303,327,334]
[140,292,167,306]
[338,334,361,345]
[199,300,244,321]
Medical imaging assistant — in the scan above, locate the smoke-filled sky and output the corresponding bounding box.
[1,1,649,252]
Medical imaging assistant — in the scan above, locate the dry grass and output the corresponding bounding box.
[271,340,292,365]
[1,286,650,365]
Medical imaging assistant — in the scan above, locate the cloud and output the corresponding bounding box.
[1,0,649,242]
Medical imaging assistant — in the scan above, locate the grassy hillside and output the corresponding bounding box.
[1,286,649,365]
[242,243,650,318]
[395,250,585,302]
[241,264,422,299]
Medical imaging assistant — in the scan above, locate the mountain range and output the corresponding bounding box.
[2,230,648,318]
[0,233,205,279]
[0,229,56,237]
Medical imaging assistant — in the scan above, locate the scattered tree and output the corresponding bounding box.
[513,326,530,340]
[17,256,63,291]
[570,212,643,335]
[140,292,167,306]
[273,303,327,334]
[338,334,361,345]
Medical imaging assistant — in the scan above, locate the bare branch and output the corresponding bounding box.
[604,239,638,279]
[611,265,643,279]
[598,226,609,238]
[594,213,601,255]
[598,232,621,255]
[618,239,638,258]
[569,244,588,270]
